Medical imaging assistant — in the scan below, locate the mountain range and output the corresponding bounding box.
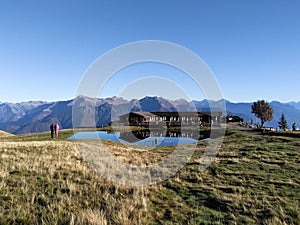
[0,96,299,134]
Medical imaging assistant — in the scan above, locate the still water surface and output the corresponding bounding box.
[68,130,209,146]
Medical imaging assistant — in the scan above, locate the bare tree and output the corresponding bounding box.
[251,100,273,128]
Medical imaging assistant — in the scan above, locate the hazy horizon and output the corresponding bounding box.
[1,94,300,105]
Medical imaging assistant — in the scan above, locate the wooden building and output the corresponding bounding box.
[118,111,222,128]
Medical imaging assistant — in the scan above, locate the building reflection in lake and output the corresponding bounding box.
[119,129,205,143]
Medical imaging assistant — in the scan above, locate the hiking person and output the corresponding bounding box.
[292,122,297,131]
[50,124,54,139]
[54,123,60,138]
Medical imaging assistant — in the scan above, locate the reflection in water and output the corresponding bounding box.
[68,129,211,146]
[119,129,202,143]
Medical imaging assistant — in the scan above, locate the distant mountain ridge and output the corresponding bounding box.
[288,101,300,111]
[0,96,300,134]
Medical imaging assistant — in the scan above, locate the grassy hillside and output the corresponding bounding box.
[0,130,14,137]
[0,128,299,224]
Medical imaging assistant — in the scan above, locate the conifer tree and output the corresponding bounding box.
[278,113,288,131]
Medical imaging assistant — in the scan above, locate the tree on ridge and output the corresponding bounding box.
[278,113,288,131]
[251,100,274,128]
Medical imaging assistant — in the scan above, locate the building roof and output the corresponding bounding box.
[119,111,222,118]
[119,112,156,118]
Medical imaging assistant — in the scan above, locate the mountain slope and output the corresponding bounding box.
[224,101,300,128]
[288,101,300,111]
[0,96,300,134]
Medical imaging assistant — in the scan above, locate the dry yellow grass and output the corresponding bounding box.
[0,130,14,137]
[0,140,149,224]
[0,129,300,224]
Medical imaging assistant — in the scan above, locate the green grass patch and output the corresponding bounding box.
[0,128,299,224]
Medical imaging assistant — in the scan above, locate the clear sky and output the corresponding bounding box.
[0,0,299,103]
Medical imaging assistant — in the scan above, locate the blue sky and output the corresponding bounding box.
[0,0,299,103]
